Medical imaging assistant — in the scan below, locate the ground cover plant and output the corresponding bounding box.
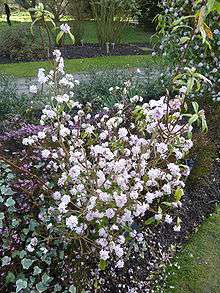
[0,0,220,292]
[0,60,168,122]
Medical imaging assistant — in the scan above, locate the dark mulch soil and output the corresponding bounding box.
[0,43,150,64]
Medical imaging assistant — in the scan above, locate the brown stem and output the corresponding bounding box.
[0,155,48,190]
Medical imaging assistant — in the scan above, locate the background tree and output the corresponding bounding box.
[137,0,161,31]
[67,0,91,45]
[41,0,69,24]
[14,0,37,19]
[4,3,12,25]
[90,0,139,45]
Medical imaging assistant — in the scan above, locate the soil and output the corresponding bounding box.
[0,43,151,64]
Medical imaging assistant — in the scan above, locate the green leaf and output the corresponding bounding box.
[189,114,199,125]
[69,32,75,44]
[99,259,107,271]
[36,282,48,292]
[0,212,4,220]
[162,202,172,207]
[174,188,184,201]
[202,117,208,133]
[42,273,53,284]
[33,266,42,276]
[188,131,193,139]
[180,36,190,44]
[56,31,64,44]
[21,258,34,270]
[192,102,199,113]
[213,3,220,15]
[145,217,156,225]
[187,77,195,93]
[6,272,15,284]
[5,197,15,207]
[69,285,77,293]
[207,0,217,14]
[172,15,194,26]
[16,279,28,293]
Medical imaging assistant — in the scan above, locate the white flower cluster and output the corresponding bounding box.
[24,50,194,268]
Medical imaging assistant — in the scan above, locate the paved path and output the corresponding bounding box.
[15,73,88,95]
[14,67,162,95]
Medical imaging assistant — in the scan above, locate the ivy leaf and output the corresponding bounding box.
[21,258,34,270]
[2,256,11,266]
[19,250,27,259]
[5,197,15,207]
[6,272,16,284]
[12,219,19,227]
[36,282,48,292]
[29,219,38,231]
[69,285,77,293]
[1,186,15,195]
[33,266,42,276]
[16,279,28,292]
[42,273,53,284]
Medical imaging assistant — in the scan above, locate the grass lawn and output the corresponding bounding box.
[162,208,220,293]
[0,55,162,78]
[0,12,153,44]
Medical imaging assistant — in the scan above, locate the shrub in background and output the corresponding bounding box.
[137,0,161,31]
[74,66,171,109]
[67,0,88,45]
[15,0,37,20]
[42,0,69,24]
[90,0,139,44]
[0,24,33,59]
[0,73,51,122]
[157,0,220,101]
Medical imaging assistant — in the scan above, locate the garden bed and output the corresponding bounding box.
[0,102,219,292]
[0,43,151,64]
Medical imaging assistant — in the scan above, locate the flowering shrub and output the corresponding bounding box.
[0,48,208,291]
[156,0,220,101]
